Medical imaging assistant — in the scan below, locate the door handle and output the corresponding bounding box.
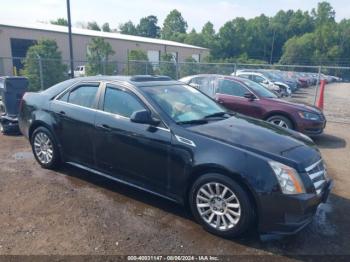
[217,100,224,104]
[97,124,112,131]
[58,111,66,115]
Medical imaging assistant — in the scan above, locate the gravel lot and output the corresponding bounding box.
[0,82,349,258]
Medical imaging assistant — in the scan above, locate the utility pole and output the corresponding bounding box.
[66,0,74,78]
[269,29,276,64]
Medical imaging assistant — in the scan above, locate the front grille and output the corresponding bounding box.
[305,159,327,195]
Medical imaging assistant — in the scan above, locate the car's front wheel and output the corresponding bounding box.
[189,174,255,238]
[31,127,61,169]
[266,115,293,130]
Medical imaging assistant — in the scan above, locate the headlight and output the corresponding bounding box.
[298,111,321,121]
[269,161,305,194]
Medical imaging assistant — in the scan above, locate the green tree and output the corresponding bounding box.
[137,15,160,38]
[162,9,188,40]
[50,18,68,26]
[338,19,350,65]
[126,50,153,75]
[201,22,217,49]
[159,53,177,79]
[184,29,204,46]
[119,21,138,35]
[87,21,101,31]
[86,37,116,75]
[22,39,67,91]
[312,1,336,27]
[279,33,316,65]
[102,22,111,32]
[216,17,248,59]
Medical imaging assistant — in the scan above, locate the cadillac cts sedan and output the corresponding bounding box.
[19,75,332,238]
[180,75,326,136]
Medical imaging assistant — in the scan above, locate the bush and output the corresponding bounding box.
[22,39,67,91]
[125,50,154,75]
[179,57,200,78]
[86,37,116,75]
[159,53,177,79]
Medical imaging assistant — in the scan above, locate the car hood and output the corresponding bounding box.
[188,115,320,167]
[274,81,290,88]
[265,98,322,114]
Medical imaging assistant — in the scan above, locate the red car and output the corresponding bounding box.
[180,75,326,136]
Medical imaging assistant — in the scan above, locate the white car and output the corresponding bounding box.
[73,66,86,77]
[234,71,291,97]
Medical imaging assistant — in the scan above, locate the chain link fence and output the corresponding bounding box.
[1,56,350,123]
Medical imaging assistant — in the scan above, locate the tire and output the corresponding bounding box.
[266,115,293,130]
[0,122,9,135]
[189,173,255,238]
[31,126,61,169]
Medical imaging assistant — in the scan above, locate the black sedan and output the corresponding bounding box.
[18,75,332,238]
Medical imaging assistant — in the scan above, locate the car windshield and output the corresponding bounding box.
[240,79,278,98]
[141,84,227,124]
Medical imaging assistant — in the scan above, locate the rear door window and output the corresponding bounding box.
[60,84,99,108]
[217,80,249,97]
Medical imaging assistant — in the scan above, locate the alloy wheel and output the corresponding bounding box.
[269,119,289,128]
[33,132,54,164]
[196,182,241,231]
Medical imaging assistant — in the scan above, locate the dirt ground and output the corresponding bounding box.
[0,83,350,258]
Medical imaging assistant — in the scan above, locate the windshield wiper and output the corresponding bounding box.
[177,119,208,125]
[177,112,230,125]
[204,112,229,119]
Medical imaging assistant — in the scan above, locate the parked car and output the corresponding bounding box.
[235,71,292,97]
[0,76,28,134]
[19,75,332,238]
[180,74,326,136]
[263,70,298,93]
[73,65,86,77]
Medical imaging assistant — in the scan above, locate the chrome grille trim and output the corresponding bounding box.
[305,159,322,172]
[314,180,326,189]
[305,159,326,195]
[309,170,324,180]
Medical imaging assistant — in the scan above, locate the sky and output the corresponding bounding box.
[0,0,349,31]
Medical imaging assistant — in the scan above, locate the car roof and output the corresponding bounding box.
[236,71,263,76]
[40,75,183,98]
[60,75,182,86]
[179,74,250,85]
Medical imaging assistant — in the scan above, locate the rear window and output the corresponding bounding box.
[41,78,79,98]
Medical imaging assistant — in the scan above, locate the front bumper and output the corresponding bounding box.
[258,180,333,235]
[298,118,326,136]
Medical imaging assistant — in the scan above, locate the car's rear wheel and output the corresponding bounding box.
[266,115,293,130]
[31,127,60,169]
[0,122,9,135]
[189,173,255,238]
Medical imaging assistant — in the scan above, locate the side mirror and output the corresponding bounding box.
[244,93,256,101]
[130,110,160,125]
[262,80,269,85]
